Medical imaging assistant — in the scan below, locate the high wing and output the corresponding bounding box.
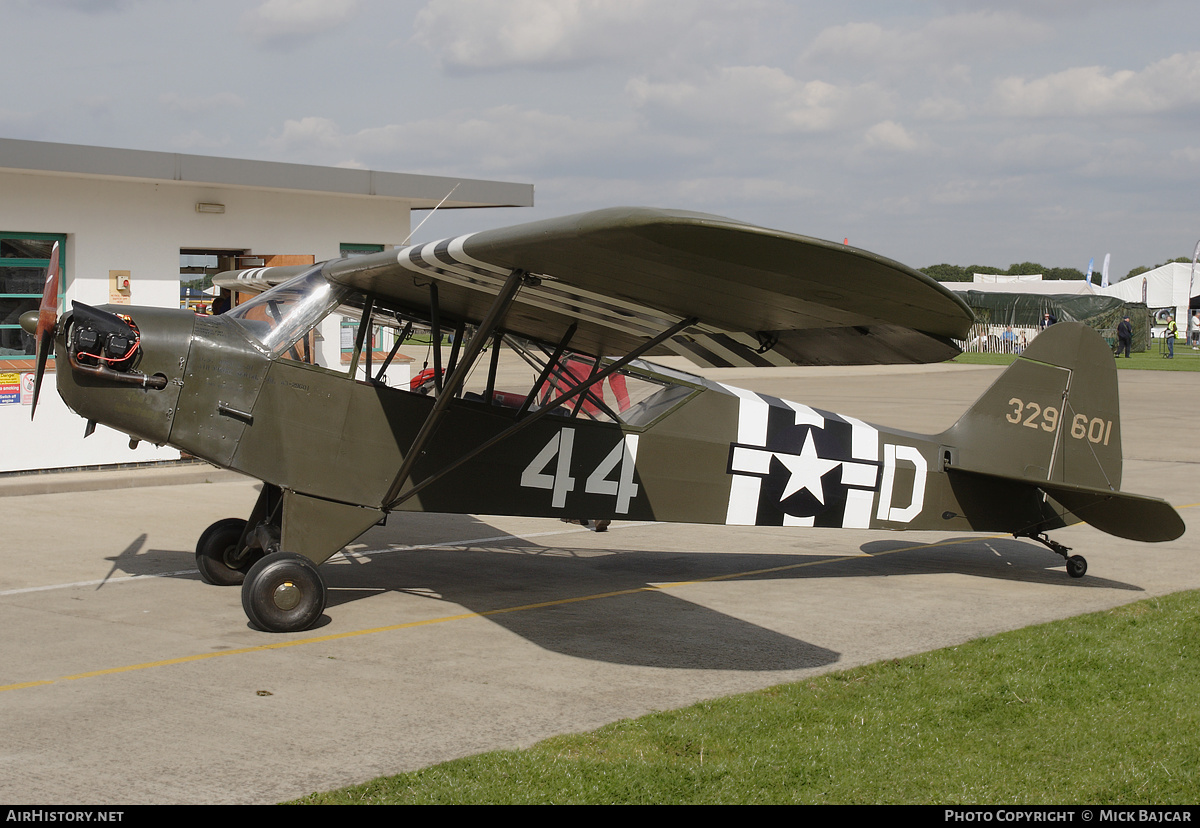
[218,207,974,367]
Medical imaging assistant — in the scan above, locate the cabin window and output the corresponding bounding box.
[531,354,699,427]
[0,233,66,373]
[447,341,701,429]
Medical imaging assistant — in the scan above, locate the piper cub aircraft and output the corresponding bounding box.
[23,208,1184,632]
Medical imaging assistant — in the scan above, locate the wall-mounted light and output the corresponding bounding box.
[196,202,225,214]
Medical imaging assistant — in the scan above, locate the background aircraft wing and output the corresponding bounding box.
[227,207,976,367]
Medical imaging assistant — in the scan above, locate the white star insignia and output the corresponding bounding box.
[776,432,842,504]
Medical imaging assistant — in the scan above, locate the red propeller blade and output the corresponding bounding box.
[30,242,60,418]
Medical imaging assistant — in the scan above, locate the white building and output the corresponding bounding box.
[0,138,533,473]
[943,277,1097,297]
[1096,262,1199,335]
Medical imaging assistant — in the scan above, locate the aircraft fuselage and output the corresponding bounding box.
[55,302,1071,569]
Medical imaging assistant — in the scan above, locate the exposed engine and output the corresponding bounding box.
[66,302,166,388]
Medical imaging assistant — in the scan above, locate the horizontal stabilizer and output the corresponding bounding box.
[950,467,1184,543]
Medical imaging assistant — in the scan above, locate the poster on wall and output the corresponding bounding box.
[109,270,132,305]
[21,372,35,405]
[0,372,19,405]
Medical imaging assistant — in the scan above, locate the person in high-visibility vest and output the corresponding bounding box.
[1165,316,1178,358]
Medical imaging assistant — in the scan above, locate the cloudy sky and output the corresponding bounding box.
[6,0,1199,276]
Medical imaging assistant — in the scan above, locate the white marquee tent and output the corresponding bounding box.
[1097,262,1199,334]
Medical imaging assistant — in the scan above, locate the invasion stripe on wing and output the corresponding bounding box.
[394,235,799,370]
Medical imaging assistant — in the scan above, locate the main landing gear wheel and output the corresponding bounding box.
[241,551,327,633]
[1066,555,1088,579]
[195,518,258,586]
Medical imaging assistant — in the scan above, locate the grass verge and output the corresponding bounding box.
[293,590,1200,804]
[950,349,1200,371]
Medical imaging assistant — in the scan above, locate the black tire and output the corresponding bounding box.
[196,518,254,586]
[1066,555,1088,579]
[241,552,326,633]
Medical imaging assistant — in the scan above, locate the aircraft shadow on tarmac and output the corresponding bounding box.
[102,513,1142,672]
[319,542,840,672]
[856,536,1140,592]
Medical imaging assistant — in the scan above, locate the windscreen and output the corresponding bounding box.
[226,266,353,359]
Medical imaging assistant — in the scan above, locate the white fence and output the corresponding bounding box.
[954,323,1037,354]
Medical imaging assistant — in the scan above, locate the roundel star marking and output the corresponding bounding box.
[776,431,842,504]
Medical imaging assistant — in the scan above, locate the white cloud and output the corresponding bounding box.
[994,52,1200,116]
[1171,146,1200,164]
[519,173,817,213]
[988,132,1093,170]
[926,177,1013,207]
[412,0,776,72]
[262,107,641,175]
[79,95,114,116]
[28,0,132,12]
[263,116,346,153]
[861,120,921,152]
[168,130,233,152]
[160,92,247,114]
[628,66,889,134]
[414,0,657,70]
[802,12,1048,74]
[914,96,970,122]
[240,0,360,46]
[0,107,36,130]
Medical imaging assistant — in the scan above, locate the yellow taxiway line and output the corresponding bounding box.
[0,533,996,694]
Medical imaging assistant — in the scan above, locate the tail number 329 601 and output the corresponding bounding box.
[1006,398,1113,445]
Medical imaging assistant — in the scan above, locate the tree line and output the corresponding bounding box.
[921,257,1192,283]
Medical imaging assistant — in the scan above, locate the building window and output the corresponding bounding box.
[1,232,66,371]
[339,244,388,368]
[340,243,385,258]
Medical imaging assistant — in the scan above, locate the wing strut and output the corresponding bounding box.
[520,341,618,422]
[348,298,375,378]
[429,283,443,394]
[515,322,577,420]
[384,314,698,511]
[503,334,616,421]
[445,319,467,395]
[483,329,503,404]
[383,268,530,509]
[375,320,413,383]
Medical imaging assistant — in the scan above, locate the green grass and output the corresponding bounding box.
[950,348,1200,371]
[293,590,1200,804]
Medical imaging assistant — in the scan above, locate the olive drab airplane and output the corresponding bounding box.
[21,208,1185,633]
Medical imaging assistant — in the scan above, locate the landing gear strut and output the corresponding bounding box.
[195,483,328,631]
[1016,531,1087,579]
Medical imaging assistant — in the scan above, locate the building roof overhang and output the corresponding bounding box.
[0,137,533,209]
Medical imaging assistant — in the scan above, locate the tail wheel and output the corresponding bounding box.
[241,552,327,633]
[195,518,256,586]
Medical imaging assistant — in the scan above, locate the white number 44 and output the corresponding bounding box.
[520,428,640,513]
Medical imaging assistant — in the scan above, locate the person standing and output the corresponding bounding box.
[1116,316,1133,358]
[1165,315,1178,358]
[1191,311,1199,349]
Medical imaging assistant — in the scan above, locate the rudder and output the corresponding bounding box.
[940,322,1121,491]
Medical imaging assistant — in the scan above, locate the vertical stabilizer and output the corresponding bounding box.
[940,322,1121,492]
